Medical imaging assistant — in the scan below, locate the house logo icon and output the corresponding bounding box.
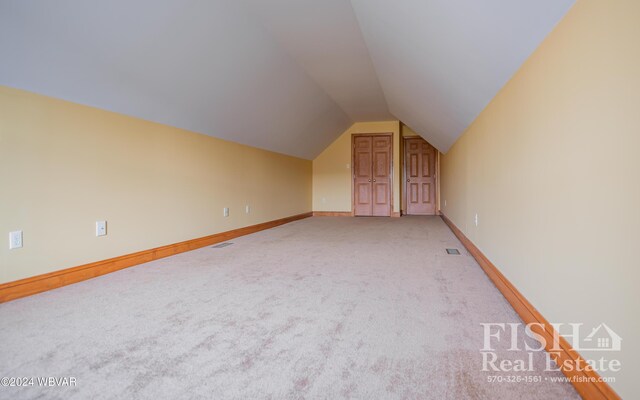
[580,323,622,351]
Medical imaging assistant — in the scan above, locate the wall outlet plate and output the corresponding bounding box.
[9,230,23,249]
[96,221,107,236]
[223,207,229,217]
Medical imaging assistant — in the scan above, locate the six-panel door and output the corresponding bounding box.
[405,137,436,215]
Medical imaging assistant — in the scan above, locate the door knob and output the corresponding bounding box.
[368,179,371,182]
[373,179,376,182]
[407,179,410,182]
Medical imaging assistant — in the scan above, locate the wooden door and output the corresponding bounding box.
[405,137,436,215]
[371,135,392,216]
[353,136,373,216]
[353,134,392,216]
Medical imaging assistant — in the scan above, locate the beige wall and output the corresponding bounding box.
[0,86,312,284]
[312,121,400,213]
[441,0,639,396]
[400,124,419,138]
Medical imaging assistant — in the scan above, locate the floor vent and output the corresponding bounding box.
[446,248,461,255]
[212,242,234,249]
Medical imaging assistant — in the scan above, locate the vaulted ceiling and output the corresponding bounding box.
[0,0,574,159]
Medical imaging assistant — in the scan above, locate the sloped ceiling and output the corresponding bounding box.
[240,0,392,122]
[0,0,574,158]
[350,0,575,152]
[0,0,352,159]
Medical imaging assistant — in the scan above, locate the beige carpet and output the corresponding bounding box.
[0,216,578,399]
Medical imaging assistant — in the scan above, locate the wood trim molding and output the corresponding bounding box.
[440,213,620,400]
[391,211,401,218]
[0,212,313,303]
[312,212,353,217]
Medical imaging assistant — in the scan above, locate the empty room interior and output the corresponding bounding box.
[1,0,638,399]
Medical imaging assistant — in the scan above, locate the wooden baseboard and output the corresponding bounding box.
[312,211,353,217]
[0,212,313,303]
[440,213,620,400]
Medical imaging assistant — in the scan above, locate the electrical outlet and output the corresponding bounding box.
[223,207,229,217]
[245,205,250,214]
[444,200,447,207]
[474,213,479,227]
[346,163,350,169]
[9,230,23,249]
[96,221,107,237]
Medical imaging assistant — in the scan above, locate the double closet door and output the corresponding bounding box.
[353,134,392,217]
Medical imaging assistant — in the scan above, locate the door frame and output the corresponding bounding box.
[351,133,394,217]
[402,136,439,216]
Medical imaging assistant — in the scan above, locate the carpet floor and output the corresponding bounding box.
[0,216,579,399]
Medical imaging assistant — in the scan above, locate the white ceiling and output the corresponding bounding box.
[240,0,391,122]
[350,0,575,151]
[0,0,574,158]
